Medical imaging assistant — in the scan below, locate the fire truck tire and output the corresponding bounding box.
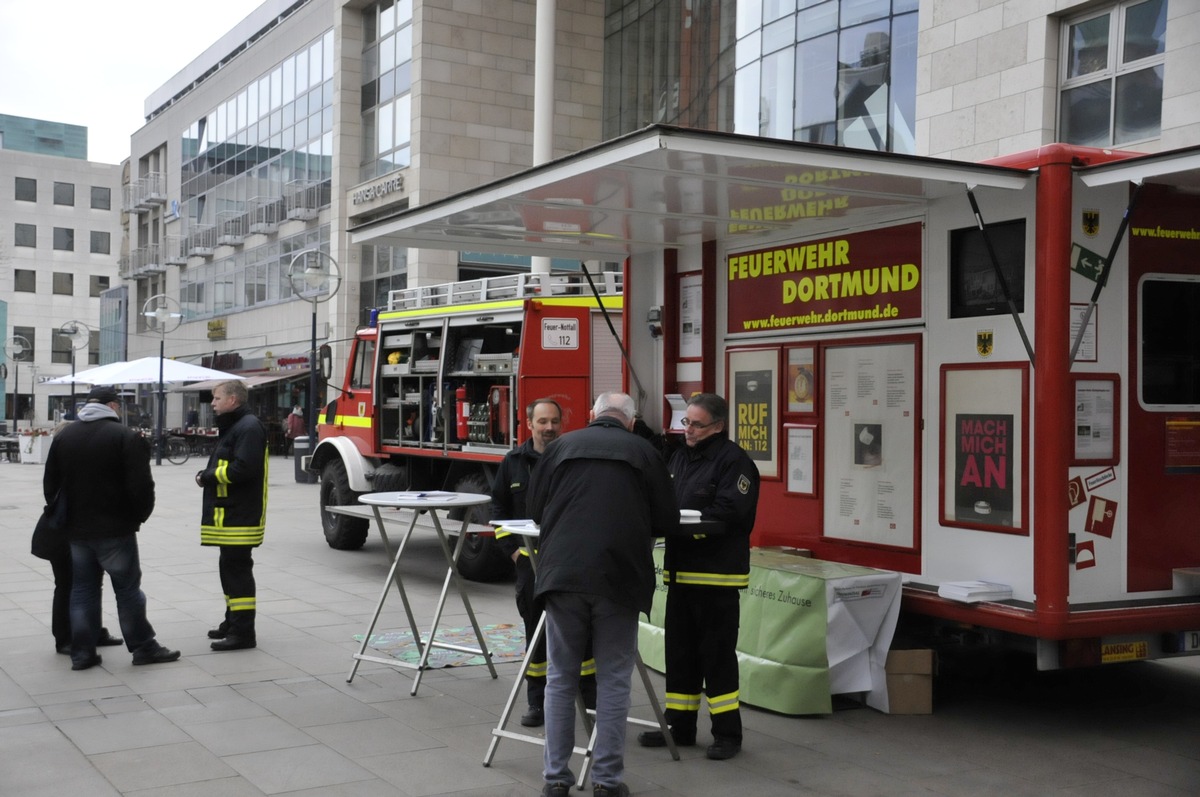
[449,473,512,583]
[320,459,369,550]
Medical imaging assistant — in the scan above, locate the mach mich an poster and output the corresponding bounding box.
[954,413,1015,526]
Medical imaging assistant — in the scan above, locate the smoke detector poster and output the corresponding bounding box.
[954,414,1015,526]
[940,363,1028,535]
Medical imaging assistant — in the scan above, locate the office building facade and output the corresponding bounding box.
[1,115,121,427]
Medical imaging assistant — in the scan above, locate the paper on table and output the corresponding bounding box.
[390,491,458,502]
[680,509,702,525]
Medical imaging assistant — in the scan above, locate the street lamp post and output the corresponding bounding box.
[287,249,342,449]
[142,295,183,465]
[58,321,91,418]
[4,335,31,432]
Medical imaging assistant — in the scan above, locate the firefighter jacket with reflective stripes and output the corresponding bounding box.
[199,405,269,546]
[490,438,540,560]
[663,434,759,588]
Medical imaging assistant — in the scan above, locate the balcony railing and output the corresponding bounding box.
[217,211,248,246]
[248,195,283,234]
[186,225,216,258]
[123,173,167,213]
[164,235,187,266]
[285,179,328,221]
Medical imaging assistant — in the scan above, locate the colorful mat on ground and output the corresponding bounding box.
[356,623,525,668]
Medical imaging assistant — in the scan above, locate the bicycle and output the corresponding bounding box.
[149,434,191,465]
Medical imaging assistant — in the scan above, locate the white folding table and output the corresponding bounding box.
[344,491,498,695]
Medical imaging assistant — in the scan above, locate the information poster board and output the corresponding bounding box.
[822,339,919,548]
[728,348,779,478]
[1072,374,1119,465]
[940,362,1029,534]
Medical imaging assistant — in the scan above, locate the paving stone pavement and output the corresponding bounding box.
[2,454,1199,796]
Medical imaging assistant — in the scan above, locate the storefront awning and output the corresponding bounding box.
[174,369,310,393]
[348,125,1034,260]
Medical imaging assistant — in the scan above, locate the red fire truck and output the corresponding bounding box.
[335,127,1200,668]
[310,271,623,580]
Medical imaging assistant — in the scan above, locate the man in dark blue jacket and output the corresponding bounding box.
[43,385,180,671]
[197,380,268,651]
[638,392,759,761]
[529,392,678,797]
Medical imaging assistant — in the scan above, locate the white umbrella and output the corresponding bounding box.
[44,357,246,386]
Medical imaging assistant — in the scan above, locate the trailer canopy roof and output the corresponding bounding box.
[350,126,1036,260]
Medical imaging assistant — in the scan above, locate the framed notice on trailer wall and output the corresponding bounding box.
[727,347,779,479]
[939,362,1029,535]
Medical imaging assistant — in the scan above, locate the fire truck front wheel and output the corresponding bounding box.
[449,473,513,583]
[320,459,369,550]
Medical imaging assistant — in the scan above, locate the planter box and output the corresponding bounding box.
[20,435,50,465]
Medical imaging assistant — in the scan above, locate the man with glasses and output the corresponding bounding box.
[638,392,759,761]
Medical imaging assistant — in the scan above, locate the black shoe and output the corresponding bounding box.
[210,635,256,651]
[132,643,182,665]
[637,728,695,748]
[593,785,630,797]
[207,622,230,640]
[706,737,741,760]
[541,784,571,797]
[520,706,545,727]
[97,628,124,647]
[71,653,102,671]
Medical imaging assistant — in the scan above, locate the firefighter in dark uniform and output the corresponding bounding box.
[197,380,269,651]
[639,392,759,761]
[491,398,595,727]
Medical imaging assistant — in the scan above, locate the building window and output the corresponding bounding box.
[53,181,75,206]
[15,269,36,293]
[15,176,36,202]
[1060,0,1167,147]
[14,222,36,247]
[53,227,75,251]
[52,329,74,364]
[89,275,111,297]
[13,326,35,361]
[53,272,74,296]
[90,186,111,210]
[90,230,111,254]
[1140,275,1200,407]
[360,0,414,179]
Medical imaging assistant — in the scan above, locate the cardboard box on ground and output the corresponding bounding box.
[885,649,936,714]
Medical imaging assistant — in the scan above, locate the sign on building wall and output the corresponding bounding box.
[726,222,923,334]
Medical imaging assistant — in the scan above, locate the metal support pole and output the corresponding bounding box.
[156,337,165,466]
[308,303,318,447]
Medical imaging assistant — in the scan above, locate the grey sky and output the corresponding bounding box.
[0,0,257,164]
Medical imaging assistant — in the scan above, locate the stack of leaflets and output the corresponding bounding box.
[937,580,1013,603]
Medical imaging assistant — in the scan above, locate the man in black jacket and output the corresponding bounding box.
[529,392,678,797]
[43,386,180,671]
[197,380,268,651]
[638,392,759,761]
[491,398,596,727]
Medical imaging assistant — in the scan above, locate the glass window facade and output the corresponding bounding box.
[13,326,35,360]
[1060,0,1166,147]
[360,0,414,180]
[179,30,334,236]
[15,269,36,292]
[359,243,408,324]
[603,0,918,154]
[178,225,330,321]
[89,275,110,298]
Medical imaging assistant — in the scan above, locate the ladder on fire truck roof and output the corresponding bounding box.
[386,270,622,312]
